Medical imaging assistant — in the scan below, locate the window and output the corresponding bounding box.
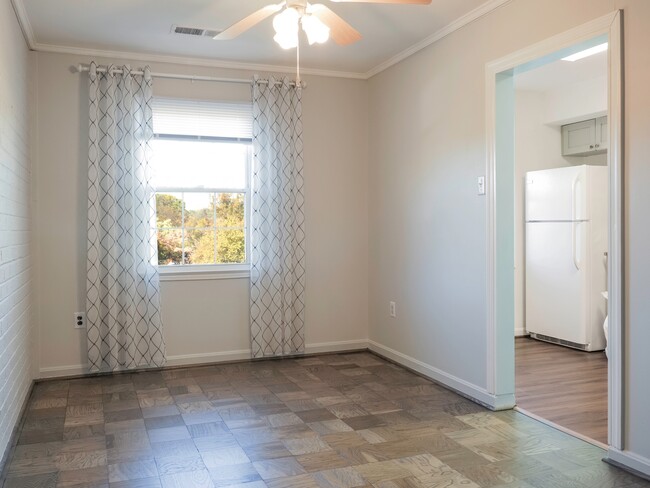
[151,98,252,269]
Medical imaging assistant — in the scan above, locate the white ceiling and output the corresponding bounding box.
[17,0,505,77]
[515,50,607,93]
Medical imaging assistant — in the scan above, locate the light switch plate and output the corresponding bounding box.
[477,176,486,195]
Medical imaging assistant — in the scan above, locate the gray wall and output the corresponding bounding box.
[367,0,650,462]
[34,52,369,375]
[21,0,650,473]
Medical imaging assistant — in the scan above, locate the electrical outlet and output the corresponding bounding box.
[389,301,396,318]
[74,312,86,329]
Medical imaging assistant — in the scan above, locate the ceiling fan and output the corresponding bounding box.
[214,0,432,49]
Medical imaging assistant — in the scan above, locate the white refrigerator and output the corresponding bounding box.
[525,165,608,351]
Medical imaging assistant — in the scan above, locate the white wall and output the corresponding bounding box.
[0,0,37,462]
[367,0,650,464]
[513,90,571,336]
[514,75,607,336]
[35,52,369,376]
[544,75,607,124]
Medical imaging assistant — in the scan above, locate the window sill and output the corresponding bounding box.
[158,264,250,282]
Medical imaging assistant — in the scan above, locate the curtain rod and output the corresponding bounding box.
[74,64,306,88]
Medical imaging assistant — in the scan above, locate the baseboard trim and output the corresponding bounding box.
[166,340,368,366]
[514,328,528,337]
[368,340,515,411]
[165,349,251,367]
[38,340,370,378]
[0,380,35,484]
[491,392,517,410]
[305,340,369,354]
[606,448,650,480]
[39,364,88,378]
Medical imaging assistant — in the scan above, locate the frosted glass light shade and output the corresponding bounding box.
[272,7,330,49]
[274,31,298,49]
[273,8,300,49]
[301,15,329,45]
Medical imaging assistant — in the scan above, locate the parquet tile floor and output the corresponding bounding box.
[2,352,648,488]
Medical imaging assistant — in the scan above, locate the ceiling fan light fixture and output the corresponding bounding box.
[273,7,300,49]
[271,3,330,49]
[274,30,299,49]
[301,14,329,45]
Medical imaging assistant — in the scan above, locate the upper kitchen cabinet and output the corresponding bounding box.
[562,116,608,156]
[595,116,608,151]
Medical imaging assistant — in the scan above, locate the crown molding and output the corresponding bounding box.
[13,0,512,81]
[30,41,367,80]
[363,0,513,78]
[10,0,36,49]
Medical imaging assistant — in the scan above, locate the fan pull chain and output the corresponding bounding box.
[296,34,301,86]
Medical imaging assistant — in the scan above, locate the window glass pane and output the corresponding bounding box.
[216,193,245,228]
[186,229,216,265]
[151,100,251,268]
[156,192,183,266]
[152,139,247,189]
[157,229,183,265]
[217,229,246,264]
[184,192,214,229]
[156,192,183,228]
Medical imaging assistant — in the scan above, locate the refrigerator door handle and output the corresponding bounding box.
[572,176,578,221]
[571,175,581,270]
[572,222,580,270]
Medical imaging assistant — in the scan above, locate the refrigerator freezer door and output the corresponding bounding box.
[525,221,588,345]
[526,165,588,222]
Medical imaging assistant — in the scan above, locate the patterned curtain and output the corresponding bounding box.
[250,76,306,358]
[86,62,166,372]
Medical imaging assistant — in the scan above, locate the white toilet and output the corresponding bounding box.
[602,291,609,358]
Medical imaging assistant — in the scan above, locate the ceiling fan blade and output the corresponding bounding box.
[330,0,431,3]
[310,4,362,46]
[214,3,285,40]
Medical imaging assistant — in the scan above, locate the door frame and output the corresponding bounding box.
[484,10,624,449]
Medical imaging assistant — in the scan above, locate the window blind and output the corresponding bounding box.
[152,98,253,139]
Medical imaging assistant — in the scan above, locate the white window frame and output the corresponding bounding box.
[153,133,252,281]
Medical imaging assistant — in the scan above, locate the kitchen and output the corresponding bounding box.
[513,38,609,446]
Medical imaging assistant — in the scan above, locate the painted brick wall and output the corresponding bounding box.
[0,0,36,461]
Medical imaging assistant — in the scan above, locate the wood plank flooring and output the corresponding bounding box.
[515,336,608,444]
[2,351,646,488]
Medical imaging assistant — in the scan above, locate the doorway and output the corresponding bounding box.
[513,39,609,445]
[485,11,624,451]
